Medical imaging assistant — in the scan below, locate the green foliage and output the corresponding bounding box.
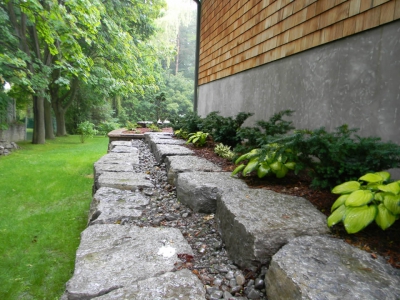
[269,125,400,189]
[328,171,400,234]
[187,131,209,147]
[77,121,98,143]
[214,143,235,160]
[126,121,138,131]
[174,129,189,139]
[170,111,203,132]
[200,111,253,147]
[232,144,296,179]
[235,110,295,153]
[148,123,162,132]
[97,121,120,136]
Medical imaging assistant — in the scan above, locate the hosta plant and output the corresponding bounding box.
[214,143,235,160]
[327,171,400,234]
[231,144,296,178]
[187,131,209,147]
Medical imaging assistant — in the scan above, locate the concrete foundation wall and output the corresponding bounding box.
[197,20,400,145]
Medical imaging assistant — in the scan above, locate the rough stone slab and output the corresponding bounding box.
[266,235,400,300]
[153,144,194,164]
[93,163,134,190]
[98,172,153,190]
[96,153,139,165]
[216,188,330,268]
[88,187,150,225]
[65,225,194,300]
[108,141,132,152]
[176,172,247,213]
[93,269,205,300]
[110,145,136,153]
[148,138,186,156]
[144,132,173,144]
[166,156,222,185]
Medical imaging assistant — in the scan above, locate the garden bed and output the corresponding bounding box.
[184,140,400,269]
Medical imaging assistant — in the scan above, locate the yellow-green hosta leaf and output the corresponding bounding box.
[383,194,400,215]
[345,190,373,207]
[242,158,259,176]
[331,194,349,212]
[275,165,289,178]
[378,182,400,195]
[374,171,391,182]
[265,152,276,164]
[359,173,384,183]
[343,205,377,234]
[277,154,287,163]
[366,182,381,191]
[231,164,245,176]
[284,161,296,170]
[235,149,260,164]
[269,161,283,172]
[257,162,271,178]
[375,204,397,230]
[374,192,384,202]
[331,181,360,194]
[327,204,346,227]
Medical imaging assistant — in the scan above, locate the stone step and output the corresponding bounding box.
[266,235,400,300]
[216,188,330,268]
[152,144,194,164]
[97,172,153,191]
[65,224,201,299]
[176,171,247,213]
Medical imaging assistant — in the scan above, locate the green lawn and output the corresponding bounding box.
[0,135,108,299]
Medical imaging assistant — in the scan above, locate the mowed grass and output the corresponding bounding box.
[0,135,108,299]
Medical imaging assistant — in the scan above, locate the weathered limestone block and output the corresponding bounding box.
[88,187,149,225]
[216,188,330,268]
[93,163,134,190]
[110,145,136,153]
[65,225,194,300]
[108,141,132,152]
[93,269,205,300]
[147,138,186,155]
[176,172,247,213]
[98,172,153,190]
[266,235,400,300]
[165,156,222,185]
[153,144,194,164]
[96,152,139,165]
[144,132,173,144]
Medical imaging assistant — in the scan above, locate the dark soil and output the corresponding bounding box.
[184,140,400,270]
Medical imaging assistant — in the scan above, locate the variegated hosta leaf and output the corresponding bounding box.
[242,158,259,176]
[344,205,377,234]
[374,171,391,182]
[275,165,288,178]
[257,162,271,178]
[378,182,400,195]
[359,173,384,183]
[331,194,349,212]
[331,181,360,194]
[383,194,400,215]
[327,204,346,227]
[375,204,397,230]
[345,190,373,207]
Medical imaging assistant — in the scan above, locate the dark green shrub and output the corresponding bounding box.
[97,121,120,136]
[170,112,203,133]
[200,111,253,147]
[269,125,400,189]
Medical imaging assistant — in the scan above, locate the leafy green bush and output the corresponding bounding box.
[77,121,98,143]
[235,110,295,153]
[200,111,253,147]
[232,144,296,178]
[148,123,162,132]
[187,131,209,147]
[174,129,189,140]
[170,112,203,133]
[269,125,400,189]
[214,143,235,160]
[328,171,400,233]
[97,121,120,136]
[126,121,138,131]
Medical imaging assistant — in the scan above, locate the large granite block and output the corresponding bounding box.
[96,153,139,165]
[166,156,222,185]
[176,172,247,213]
[266,235,400,300]
[98,172,153,190]
[93,163,134,190]
[153,144,194,164]
[216,188,330,268]
[88,187,149,225]
[65,225,195,299]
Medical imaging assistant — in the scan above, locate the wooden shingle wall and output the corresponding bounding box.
[198,0,400,85]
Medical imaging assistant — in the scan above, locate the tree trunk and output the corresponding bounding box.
[54,107,67,136]
[32,95,46,144]
[44,99,55,139]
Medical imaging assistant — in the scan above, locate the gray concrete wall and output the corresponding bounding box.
[0,123,26,142]
[197,20,400,145]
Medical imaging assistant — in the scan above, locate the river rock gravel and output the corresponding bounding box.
[126,139,268,300]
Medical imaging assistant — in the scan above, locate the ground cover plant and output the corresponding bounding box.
[0,135,108,299]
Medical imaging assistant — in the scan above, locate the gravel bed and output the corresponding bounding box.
[127,140,268,300]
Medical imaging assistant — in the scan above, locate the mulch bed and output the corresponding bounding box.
[184,140,400,269]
